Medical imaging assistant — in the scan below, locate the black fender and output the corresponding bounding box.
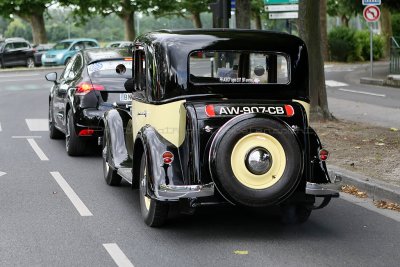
[133,126,184,201]
[209,113,305,205]
[103,108,132,169]
[308,127,331,183]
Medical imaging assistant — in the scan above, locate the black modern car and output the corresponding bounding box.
[102,30,339,227]
[0,37,35,68]
[33,44,53,66]
[46,48,133,156]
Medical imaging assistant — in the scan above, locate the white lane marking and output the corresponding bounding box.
[26,119,49,131]
[50,172,93,217]
[12,136,41,139]
[338,88,386,97]
[325,80,349,87]
[341,193,400,223]
[0,122,2,132]
[0,171,6,177]
[27,138,49,161]
[103,243,135,267]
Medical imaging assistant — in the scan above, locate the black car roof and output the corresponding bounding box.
[83,48,131,65]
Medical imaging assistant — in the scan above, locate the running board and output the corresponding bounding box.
[117,168,133,184]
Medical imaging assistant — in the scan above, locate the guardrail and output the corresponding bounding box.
[390,36,400,74]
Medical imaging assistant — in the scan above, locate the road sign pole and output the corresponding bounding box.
[370,24,374,77]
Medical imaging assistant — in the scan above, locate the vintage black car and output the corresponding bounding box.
[102,29,339,227]
[46,48,133,156]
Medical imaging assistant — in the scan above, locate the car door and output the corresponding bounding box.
[52,54,80,131]
[2,43,16,66]
[14,42,29,65]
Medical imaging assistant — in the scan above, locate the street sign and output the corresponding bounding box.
[265,4,298,12]
[231,0,235,10]
[362,0,381,6]
[269,12,298,19]
[264,0,298,5]
[363,5,381,22]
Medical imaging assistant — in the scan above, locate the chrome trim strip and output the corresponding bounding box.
[306,182,340,197]
[158,183,214,198]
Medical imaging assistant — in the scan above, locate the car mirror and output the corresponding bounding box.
[124,78,135,92]
[45,72,58,83]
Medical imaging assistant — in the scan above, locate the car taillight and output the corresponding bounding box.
[76,82,104,95]
[79,129,94,136]
[319,149,329,161]
[162,151,174,165]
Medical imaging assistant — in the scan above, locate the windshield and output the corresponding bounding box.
[189,51,289,85]
[53,41,72,50]
[88,60,133,79]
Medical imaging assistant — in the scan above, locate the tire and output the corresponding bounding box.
[48,102,64,139]
[210,116,302,207]
[26,57,35,68]
[280,204,312,224]
[65,110,87,156]
[139,153,168,227]
[102,127,122,186]
[64,58,71,66]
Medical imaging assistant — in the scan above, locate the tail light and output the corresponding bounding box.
[79,129,94,136]
[76,82,104,96]
[319,149,329,161]
[162,151,174,165]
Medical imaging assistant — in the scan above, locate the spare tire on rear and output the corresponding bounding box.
[209,114,303,207]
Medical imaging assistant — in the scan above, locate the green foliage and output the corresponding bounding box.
[4,18,32,40]
[328,27,385,62]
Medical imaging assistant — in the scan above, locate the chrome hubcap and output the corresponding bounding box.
[245,147,273,175]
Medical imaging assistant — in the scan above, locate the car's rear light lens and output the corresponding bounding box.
[79,129,94,136]
[319,149,329,161]
[162,151,174,164]
[76,82,104,95]
[205,105,216,117]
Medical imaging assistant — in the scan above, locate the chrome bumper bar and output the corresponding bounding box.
[306,182,340,197]
[158,183,215,199]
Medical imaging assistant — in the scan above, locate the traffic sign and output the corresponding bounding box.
[264,0,298,5]
[362,0,381,6]
[265,4,298,12]
[363,5,380,22]
[269,12,298,19]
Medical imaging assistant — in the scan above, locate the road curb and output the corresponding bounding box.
[360,76,400,89]
[328,165,400,204]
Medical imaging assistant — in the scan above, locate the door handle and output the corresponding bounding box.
[137,111,147,117]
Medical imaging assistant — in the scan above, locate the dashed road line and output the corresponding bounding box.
[50,172,93,217]
[103,243,134,267]
[338,88,386,97]
[325,80,349,87]
[0,122,2,132]
[26,119,49,131]
[12,136,41,139]
[27,138,49,161]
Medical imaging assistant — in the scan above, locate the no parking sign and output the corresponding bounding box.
[363,5,380,22]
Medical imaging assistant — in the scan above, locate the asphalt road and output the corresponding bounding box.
[1,68,400,267]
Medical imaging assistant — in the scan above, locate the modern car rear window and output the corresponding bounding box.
[189,51,289,85]
[88,60,132,79]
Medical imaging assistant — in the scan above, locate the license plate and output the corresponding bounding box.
[120,93,132,101]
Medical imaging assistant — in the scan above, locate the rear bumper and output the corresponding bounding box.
[74,108,107,137]
[306,182,340,198]
[157,183,215,199]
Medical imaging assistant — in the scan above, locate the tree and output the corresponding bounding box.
[236,0,251,28]
[64,0,176,41]
[320,0,329,61]
[298,0,332,119]
[251,0,265,30]
[327,0,362,27]
[4,18,32,41]
[0,0,53,44]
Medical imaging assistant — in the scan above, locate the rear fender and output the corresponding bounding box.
[103,109,132,168]
[134,127,184,201]
[308,127,330,183]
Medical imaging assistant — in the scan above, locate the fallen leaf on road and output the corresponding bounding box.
[341,185,368,198]
[234,250,249,255]
[354,146,361,149]
[374,200,400,212]
[375,142,385,146]
[390,128,398,132]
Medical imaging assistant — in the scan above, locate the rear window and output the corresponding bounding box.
[189,51,289,85]
[88,60,132,79]
[53,41,72,50]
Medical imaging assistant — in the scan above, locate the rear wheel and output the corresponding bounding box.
[102,128,122,186]
[48,102,64,139]
[65,110,87,156]
[139,153,168,227]
[26,57,35,68]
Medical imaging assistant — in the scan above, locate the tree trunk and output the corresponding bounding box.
[121,11,135,41]
[255,12,262,30]
[192,12,202,28]
[28,13,47,44]
[298,0,332,119]
[320,0,329,61]
[341,15,349,27]
[236,0,251,29]
[380,5,392,59]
